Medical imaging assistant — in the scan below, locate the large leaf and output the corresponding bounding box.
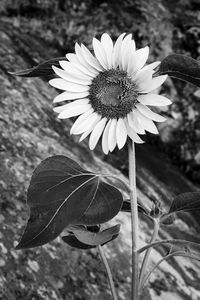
[156,54,200,87]
[75,181,123,225]
[69,224,120,246]
[9,57,67,78]
[16,156,123,249]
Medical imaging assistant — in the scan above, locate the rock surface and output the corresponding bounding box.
[0,18,200,300]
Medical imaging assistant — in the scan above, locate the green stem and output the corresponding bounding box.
[140,251,177,288]
[139,219,159,290]
[98,245,118,300]
[128,141,139,300]
[141,250,200,289]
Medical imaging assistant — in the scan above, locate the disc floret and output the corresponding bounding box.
[89,69,139,119]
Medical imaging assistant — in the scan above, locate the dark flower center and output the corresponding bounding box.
[89,69,138,119]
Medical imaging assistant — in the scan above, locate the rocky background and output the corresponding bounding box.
[0,0,200,299]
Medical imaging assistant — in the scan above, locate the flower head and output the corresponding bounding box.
[49,33,171,154]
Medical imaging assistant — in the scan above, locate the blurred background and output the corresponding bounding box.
[0,0,200,299]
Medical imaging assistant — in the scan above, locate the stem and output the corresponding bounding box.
[98,245,118,300]
[141,252,172,288]
[141,250,200,289]
[128,141,139,300]
[139,219,159,290]
[138,238,193,254]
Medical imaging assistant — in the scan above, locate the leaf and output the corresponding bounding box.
[9,57,67,78]
[169,192,200,214]
[121,200,149,214]
[120,200,131,212]
[74,181,123,225]
[62,235,96,250]
[62,224,118,249]
[16,156,123,249]
[156,54,200,87]
[160,192,200,225]
[86,225,101,233]
[69,224,120,246]
[138,239,200,257]
[160,214,176,226]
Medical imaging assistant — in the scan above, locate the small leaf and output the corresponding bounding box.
[9,57,67,78]
[16,156,123,249]
[160,214,176,226]
[160,192,200,225]
[121,200,148,214]
[169,192,200,214]
[62,235,96,250]
[86,225,101,233]
[156,54,200,87]
[69,224,120,246]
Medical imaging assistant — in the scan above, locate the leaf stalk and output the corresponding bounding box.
[139,218,159,290]
[98,245,118,300]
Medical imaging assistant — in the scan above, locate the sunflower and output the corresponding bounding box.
[49,33,171,154]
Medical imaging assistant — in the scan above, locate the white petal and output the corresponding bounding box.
[70,108,94,134]
[49,78,89,92]
[134,62,161,85]
[108,119,117,152]
[127,111,145,134]
[135,110,159,134]
[54,99,90,113]
[79,114,102,141]
[134,62,159,82]
[59,60,91,79]
[66,53,96,77]
[135,46,149,70]
[53,91,89,103]
[112,33,126,68]
[128,46,149,75]
[75,43,99,75]
[102,120,112,154]
[122,39,135,71]
[72,112,101,134]
[93,38,108,69]
[81,44,103,71]
[140,75,168,93]
[120,34,132,70]
[134,69,153,87]
[89,118,107,150]
[136,103,166,122]
[52,66,91,85]
[138,94,172,106]
[79,130,91,142]
[139,61,160,73]
[125,118,144,143]
[101,33,113,69]
[57,103,91,119]
[116,118,127,149]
